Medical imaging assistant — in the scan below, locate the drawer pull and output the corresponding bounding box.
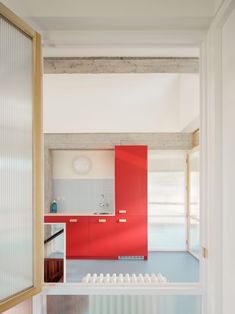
[119,210,127,214]
[69,219,77,223]
[119,219,127,223]
[98,219,106,223]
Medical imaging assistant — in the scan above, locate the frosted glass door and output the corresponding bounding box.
[0,15,34,301]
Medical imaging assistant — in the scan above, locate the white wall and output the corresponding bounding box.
[52,150,114,179]
[179,74,200,132]
[222,8,235,314]
[213,0,224,14]
[43,73,199,133]
[43,73,181,133]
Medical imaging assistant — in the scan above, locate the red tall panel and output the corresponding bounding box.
[115,146,148,258]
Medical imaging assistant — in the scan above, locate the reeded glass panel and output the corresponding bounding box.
[47,295,201,314]
[0,16,33,300]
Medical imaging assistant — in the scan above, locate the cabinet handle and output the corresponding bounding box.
[69,219,78,223]
[119,219,127,223]
[119,210,126,214]
[98,219,106,223]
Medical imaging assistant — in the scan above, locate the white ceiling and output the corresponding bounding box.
[2,0,224,57]
[3,0,216,19]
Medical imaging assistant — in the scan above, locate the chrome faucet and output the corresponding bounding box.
[98,194,110,211]
[99,194,105,208]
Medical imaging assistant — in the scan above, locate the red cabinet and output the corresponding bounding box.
[89,217,117,259]
[66,217,89,259]
[44,216,66,224]
[116,216,147,257]
[115,146,147,216]
[44,145,148,260]
[115,146,148,258]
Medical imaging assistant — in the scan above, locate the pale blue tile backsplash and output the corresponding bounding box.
[53,179,114,214]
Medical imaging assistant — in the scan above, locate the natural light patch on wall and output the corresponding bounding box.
[179,74,200,132]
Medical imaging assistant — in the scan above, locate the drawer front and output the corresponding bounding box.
[44,216,67,224]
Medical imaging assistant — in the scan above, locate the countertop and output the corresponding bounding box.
[44,212,115,217]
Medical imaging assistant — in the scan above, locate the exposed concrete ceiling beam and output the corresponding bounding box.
[44,57,199,74]
[44,133,193,150]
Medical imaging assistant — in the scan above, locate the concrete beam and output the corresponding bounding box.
[192,129,200,147]
[44,133,193,150]
[44,57,199,74]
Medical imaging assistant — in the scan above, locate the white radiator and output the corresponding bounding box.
[82,273,167,284]
[81,273,183,314]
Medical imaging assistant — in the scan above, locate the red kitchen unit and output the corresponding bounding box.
[115,145,148,216]
[115,145,148,259]
[44,145,148,260]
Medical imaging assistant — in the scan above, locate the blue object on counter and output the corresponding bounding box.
[50,200,57,213]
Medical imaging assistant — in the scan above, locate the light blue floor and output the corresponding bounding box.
[66,251,199,283]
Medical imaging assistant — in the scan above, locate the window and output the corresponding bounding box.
[188,149,200,257]
[148,151,186,250]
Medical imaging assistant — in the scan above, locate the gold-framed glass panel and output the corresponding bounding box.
[0,3,42,312]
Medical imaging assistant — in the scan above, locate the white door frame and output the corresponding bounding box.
[200,1,235,314]
[34,1,235,312]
